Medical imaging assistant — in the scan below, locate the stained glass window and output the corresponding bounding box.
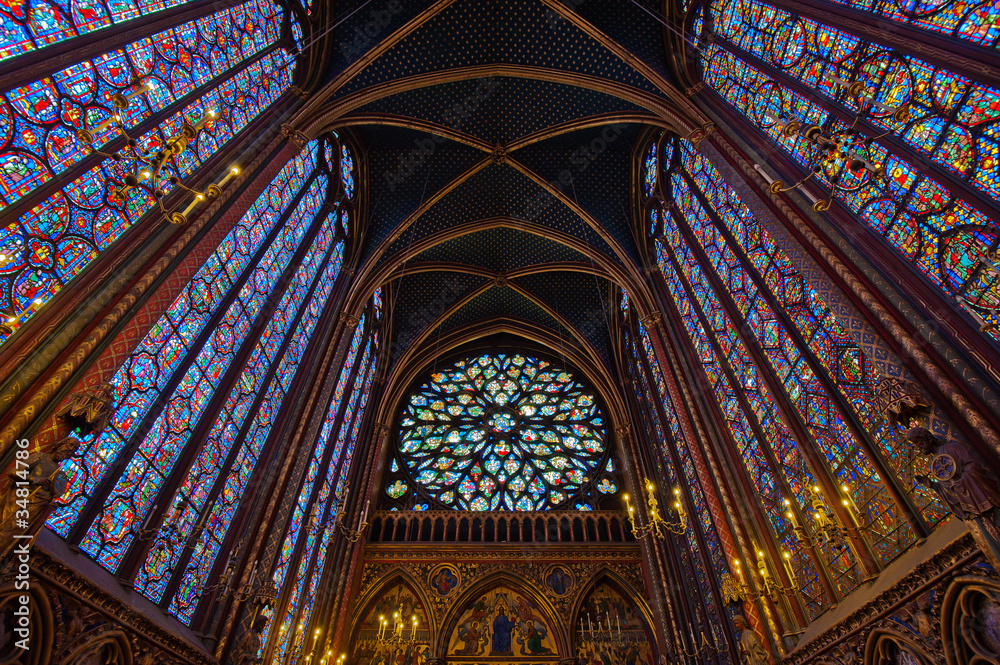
[47,143,320,538]
[165,235,346,623]
[677,139,945,546]
[0,0,294,343]
[78,173,328,572]
[654,233,829,617]
[265,319,377,661]
[134,219,343,608]
[0,0,198,62]
[395,353,608,512]
[699,0,1000,335]
[341,142,355,199]
[829,0,1000,48]
[642,141,658,197]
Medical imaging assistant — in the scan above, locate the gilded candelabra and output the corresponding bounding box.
[624,481,687,539]
[723,545,799,604]
[75,77,241,225]
[783,484,862,550]
[376,609,419,644]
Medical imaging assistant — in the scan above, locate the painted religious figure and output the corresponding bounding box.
[493,605,516,653]
[430,566,459,596]
[447,584,556,657]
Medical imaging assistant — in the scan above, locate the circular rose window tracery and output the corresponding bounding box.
[396,353,609,511]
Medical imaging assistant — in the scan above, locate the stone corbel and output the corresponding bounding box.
[280,123,310,149]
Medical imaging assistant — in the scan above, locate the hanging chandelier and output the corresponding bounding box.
[75,76,241,225]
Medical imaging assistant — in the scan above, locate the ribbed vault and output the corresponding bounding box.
[295,0,702,375]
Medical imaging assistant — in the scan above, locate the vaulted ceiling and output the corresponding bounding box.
[293,0,704,383]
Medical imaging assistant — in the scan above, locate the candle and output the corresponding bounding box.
[411,616,417,640]
[359,499,370,528]
[198,498,215,529]
[171,194,205,225]
[580,617,584,634]
[617,615,621,636]
[733,558,744,584]
[215,166,240,189]
[753,163,776,186]
[782,551,795,583]
[588,614,592,633]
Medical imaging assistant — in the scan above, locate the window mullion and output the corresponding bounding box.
[262,329,371,663]
[759,0,1000,89]
[3,41,283,224]
[154,230,344,613]
[678,165,930,541]
[668,189,883,579]
[657,219,842,606]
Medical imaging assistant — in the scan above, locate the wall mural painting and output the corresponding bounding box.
[447,584,558,659]
[353,584,431,665]
[576,584,655,665]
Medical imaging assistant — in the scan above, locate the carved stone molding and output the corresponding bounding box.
[784,534,982,664]
[289,86,310,100]
[685,82,705,97]
[6,549,214,665]
[686,122,715,148]
[340,313,361,328]
[639,311,663,329]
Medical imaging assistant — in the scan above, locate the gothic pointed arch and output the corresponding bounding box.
[347,569,436,656]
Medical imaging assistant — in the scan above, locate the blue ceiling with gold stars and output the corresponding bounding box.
[310,0,683,372]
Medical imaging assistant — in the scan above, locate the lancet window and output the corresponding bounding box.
[46,134,359,626]
[643,135,947,618]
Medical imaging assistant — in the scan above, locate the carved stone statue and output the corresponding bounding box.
[908,426,1000,569]
[231,614,267,665]
[1,436,79,558]
[732,615,768,665]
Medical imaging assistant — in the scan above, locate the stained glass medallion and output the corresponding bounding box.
[642,142,658,197]
[396,353,609,511]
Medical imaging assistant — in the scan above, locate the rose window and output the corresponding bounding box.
[396,353,608,511]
